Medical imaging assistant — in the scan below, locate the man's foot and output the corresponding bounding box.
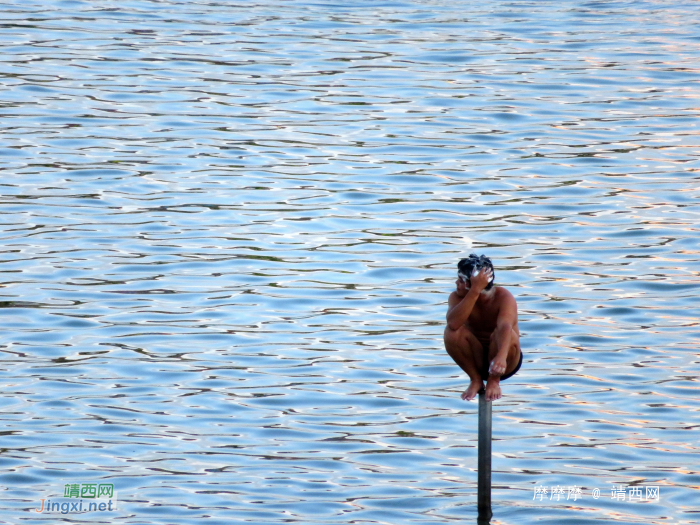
[485,377,502,401]
[461,380,484,401]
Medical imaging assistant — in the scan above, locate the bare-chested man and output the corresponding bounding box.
[444,254,522,402]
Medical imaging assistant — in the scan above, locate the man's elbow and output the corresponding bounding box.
[446,317,462,332]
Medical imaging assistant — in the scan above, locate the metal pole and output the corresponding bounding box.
[477,345,492,523]
[478,390,492,522]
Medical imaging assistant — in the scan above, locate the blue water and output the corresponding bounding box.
[1,0,699,523]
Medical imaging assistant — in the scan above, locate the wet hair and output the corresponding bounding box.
[457,254,495,290]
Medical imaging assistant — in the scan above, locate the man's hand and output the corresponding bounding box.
[469,268,492,293]
[489,353,507,376]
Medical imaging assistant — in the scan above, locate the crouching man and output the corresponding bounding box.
[444,254,522,401]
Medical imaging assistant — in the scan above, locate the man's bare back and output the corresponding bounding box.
[443,254,522,401]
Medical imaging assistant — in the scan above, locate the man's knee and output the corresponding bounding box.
[444,325,476,352]
[444,325,458,347]
[510,329,521,354]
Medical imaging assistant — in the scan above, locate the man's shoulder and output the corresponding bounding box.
[448,290,464,304]
[493,285,516,304]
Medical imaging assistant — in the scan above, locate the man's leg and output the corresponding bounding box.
[484,328,521,401]
[444,325,486,401]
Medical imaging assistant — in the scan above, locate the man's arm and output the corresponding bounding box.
[446,288,480,331]
[446,269,492,330]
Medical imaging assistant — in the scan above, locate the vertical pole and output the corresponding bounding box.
[478,347,492,523]
[478,391,492,522]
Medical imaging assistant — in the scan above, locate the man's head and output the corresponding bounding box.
[457,254,495,291]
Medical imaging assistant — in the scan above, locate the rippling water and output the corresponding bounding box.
[1,0,699,523]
